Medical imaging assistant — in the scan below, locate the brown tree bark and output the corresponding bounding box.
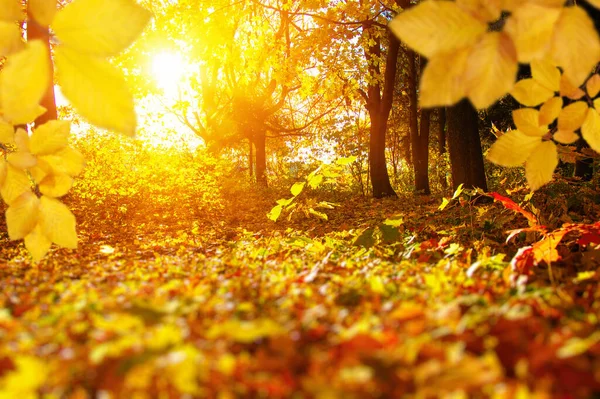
[438,108,446,155]
[363,27,398,198]
[254,131,267,187]
[248,139,254,178]
[407,51,430,194]
[446,100,488,191]
[437,108,448,190]
[414,109,431,194]
[27,6,57,126]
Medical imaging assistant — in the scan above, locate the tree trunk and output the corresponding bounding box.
[414,109,431,194]
[437,108,448,190]
[369,114,396,197]
[364,28,399,198]
[254,131,267,187]
[446,100,488,191]
[574,141,593,181]
[248,139,254,178]
[27,6,57,126]
[407,50,430,194]
[438,108,446,155]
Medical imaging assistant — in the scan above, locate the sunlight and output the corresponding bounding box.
[151,51,186,96]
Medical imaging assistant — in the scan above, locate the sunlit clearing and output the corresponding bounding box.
[151,51,186,96]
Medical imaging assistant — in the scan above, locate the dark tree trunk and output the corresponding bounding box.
[369,114,396,197]
[254,131,267,187]
[248,139,254,178]
[437,108,448,190]
[446,100,488,191]
[27,7,57,126]
[438,108,446,155]
[414,109,431,194]
[408,51,430,194]
[574,141,594,181]
[364,28,399,198]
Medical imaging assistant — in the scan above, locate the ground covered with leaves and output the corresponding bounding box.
[1,141,600,398]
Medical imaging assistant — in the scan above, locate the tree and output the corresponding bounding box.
[446,100,488,191]
[407,50,430,195]
[292,1,407,198]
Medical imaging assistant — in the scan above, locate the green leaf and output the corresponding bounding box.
[290,182,305,197]
[379,224,400,244]
[267,204,283,222]
[353,228,375,249]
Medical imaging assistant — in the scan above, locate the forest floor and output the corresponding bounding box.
[1,176,600,398]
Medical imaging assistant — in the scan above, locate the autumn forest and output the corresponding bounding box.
[1,0,600,397]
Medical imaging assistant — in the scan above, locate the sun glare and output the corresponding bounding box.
[151,51,186,95]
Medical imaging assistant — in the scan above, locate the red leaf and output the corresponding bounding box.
[510,246,535,275]
[489,192,538,226]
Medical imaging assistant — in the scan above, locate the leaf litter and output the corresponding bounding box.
[1,171,600,398]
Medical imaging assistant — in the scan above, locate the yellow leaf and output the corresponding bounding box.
[0,0,21,21]
[29,158,51,184]
[0,41,50,125]
[581,108,600,153]
[24,224,52,262]
[0,165,31,205]
[29,120,70,155]
[552,6,600,87]
[52,0,151,57]
[0,21,24,56]
[29,0,57,26]
[486,130,541,167]
[586,74,600,98]
[420,49,470,108]
[456,0,502,22]
[207,318,284,343]
[525,141,557,190]
[539,96,562,125]
[389,1,486,58]
[39,195,77,248]
[14,128,30,152]
[504,3,560,63]
[55,47,136,135]
[41,147,85,176]
[595,98,600,111]
[0,161,5,187]
[464,32,517,109]
[560,74,586,100]
[530,59,560,92]
[39,173,73,197]
[0,355,48,396]
[291,182,305,196]
[0,121,14,144]
[511,78,554,106]
[553,130,579,144]
[512,108,547,137]
[6,152,37,169]
[557,101,588,132]
[5,191,40,240]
